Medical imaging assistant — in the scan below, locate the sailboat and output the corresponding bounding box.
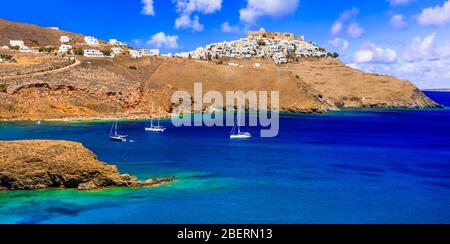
[109,120,127,142]
[145,105,166,132]
[230,108,251,139]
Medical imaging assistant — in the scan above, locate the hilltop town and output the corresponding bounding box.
[175,28,334,64]
[0,19,441,121]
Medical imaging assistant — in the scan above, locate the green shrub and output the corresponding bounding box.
[327,52,339,58]
[101,50,112,56]
[38,47,55,53]
[0,83,7,93]
[129,66,137,70]
[73,48,83,56]
[9,45,20,50]
[0,54,13,60]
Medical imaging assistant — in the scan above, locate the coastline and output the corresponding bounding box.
[0,105,445,123]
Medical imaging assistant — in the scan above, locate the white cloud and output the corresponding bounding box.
[175,0,222,15]
[347,22,364,38]
[221,22,241,33]
[239,0,300,24]
[388,0,413,6]
[330,22,343,36]
[173,0,222,31]
[141,0,155,16]
[146,32,179,49]
[404,33,437,61]
[403,32,450,61]
[417,0,450,26]
[349,33,450,89]
[390,14,408,28]
[354,42,397,64]
[328,38,349,53]
[330,8,361,37]
[175,15,204,31]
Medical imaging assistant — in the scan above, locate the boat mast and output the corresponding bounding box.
[237,107,241,134]
[151,104,154,127]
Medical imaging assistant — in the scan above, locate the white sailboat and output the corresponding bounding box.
[145,105,166,133]
[109,120,127,142]
[230,108,251,139]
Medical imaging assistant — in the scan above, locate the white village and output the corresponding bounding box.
[2,28,333,64]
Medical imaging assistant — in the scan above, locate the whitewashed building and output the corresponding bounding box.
[9,40,31,52]
[84,36,100,47]
[83,49,104,57]
[272,53,287,64]
[59,44,72,53]
[60,36,71,43]
[109,39,128,47]
[10,40,25,48]
[129,49,140,58]
[138,48,160,56]
[111,47,124,55]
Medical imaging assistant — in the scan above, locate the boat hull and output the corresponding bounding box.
[109,136,127,142]
[145,127,166,132]
[230,133,252,139]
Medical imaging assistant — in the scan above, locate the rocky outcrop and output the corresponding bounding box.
[0,140,175,191]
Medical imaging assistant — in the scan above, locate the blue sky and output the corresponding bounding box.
[1,0,450,88]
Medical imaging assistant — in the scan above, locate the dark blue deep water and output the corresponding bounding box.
[0,92,449,224]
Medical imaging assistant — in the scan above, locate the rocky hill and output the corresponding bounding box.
[0,140,175,191]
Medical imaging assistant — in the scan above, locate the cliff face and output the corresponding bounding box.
[0,140,175,191]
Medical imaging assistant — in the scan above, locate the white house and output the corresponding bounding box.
[60,36,71,43]
[109,39,128,47]
[272,53,287,64]
[10,40,25,47]
[9,40,31,52]
[84,36,100,47]
[59,44,72,53]
[111,47,124,55]
[129,49,140,58]
[138,48,160,56]
[83,49,104,57]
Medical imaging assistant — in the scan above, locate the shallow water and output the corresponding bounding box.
[0,93,449,224]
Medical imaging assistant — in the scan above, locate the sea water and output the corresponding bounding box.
[0,92,449,224]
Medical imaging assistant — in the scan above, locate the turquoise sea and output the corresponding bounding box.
[0,91,449,224]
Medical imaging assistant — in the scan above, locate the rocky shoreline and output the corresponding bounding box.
[0,140,176,191]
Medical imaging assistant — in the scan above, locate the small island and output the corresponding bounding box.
[0,140,175,191]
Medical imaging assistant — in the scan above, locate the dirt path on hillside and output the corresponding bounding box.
[0,59,81,80]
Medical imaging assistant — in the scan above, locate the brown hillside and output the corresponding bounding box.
[282,58,438,108]
[0,18,84,47]
[0,54,441,121]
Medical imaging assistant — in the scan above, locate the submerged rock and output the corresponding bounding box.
[0,140,175,191]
